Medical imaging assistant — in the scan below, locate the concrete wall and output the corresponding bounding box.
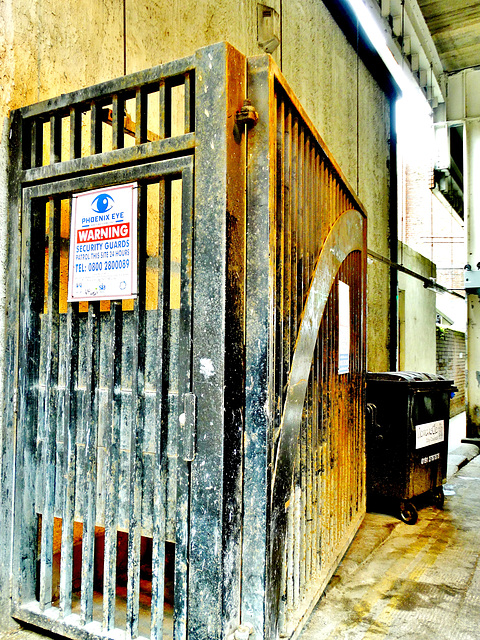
[397,242,437,373]
[282,0,393,371]
[0,0,393,373]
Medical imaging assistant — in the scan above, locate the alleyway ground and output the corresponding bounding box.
[1,414,479,640]
[299,412,480,640]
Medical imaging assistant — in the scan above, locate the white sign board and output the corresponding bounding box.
[415,419,445,450]
[68,183,138,302]
[338,280,350,375]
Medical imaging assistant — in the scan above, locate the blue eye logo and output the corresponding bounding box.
[91,193,114,214]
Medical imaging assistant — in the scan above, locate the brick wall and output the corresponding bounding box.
[436,327,466,416]
[403,164,465,292]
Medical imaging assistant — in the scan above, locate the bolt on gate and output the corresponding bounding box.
[1,43,366,640]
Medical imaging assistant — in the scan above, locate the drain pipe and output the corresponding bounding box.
[389,98,399,371]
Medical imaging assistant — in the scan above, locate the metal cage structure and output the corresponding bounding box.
[1,43,367,640]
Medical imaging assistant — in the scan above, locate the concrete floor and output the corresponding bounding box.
[299,412,480,640]
[1,414,478,640]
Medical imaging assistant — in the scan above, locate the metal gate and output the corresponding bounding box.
[3,43,367,640]
[3,43,247,640]
[242,56,367,639]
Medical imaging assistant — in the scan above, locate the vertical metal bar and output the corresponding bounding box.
[319,311,326,569]
[275,97,285,431]
[103,301,123,630]
[70,106,82,159]
[1,110,23,620]
[59,301,79,617]
[299,391,306,596]
[50,115,62,164]
[159,81,166,141]
[278,538,287,636]
[80,301,100,624]
[126,184,147,639]
[13,194,45,604]
[291,117,299,339]
[184,72,194,134]
[135,87,148,145]
[174,167,194,640]
[112,94,125,151]
[151,179,167,640]
[299,126,306,307]
[31,119,44,168]
[293,473,300,607]
[312,152,320,577]
[308,142,315,275]
[286,484,294,616]
[243,52,275,637]
[315,151,322,273]
[222,48,247,638]
[39,197,60,610]
[191,44,246,639]
[164,82,172,139]
[284,107,292,402]
[305,374,312,583]
[90,102,103,155]
[303,137,310,288]
[312,343,319,576]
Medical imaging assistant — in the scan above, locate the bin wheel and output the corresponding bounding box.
[433,487,445,509]
[399,501,418,525]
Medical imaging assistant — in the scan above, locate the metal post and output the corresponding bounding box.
[0,106,22,632]
[189,43,246,640]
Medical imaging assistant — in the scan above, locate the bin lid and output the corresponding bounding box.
[367,371,455,385]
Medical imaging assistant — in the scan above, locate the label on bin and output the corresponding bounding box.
[415,419,444,449]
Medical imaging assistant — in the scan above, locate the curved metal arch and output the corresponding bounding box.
[270,208,365,509]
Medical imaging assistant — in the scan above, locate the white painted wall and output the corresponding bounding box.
[397,242,437,373]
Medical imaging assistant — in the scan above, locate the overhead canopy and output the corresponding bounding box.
[417,0,480,73]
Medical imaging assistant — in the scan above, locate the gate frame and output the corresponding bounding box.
[0,42,247,640]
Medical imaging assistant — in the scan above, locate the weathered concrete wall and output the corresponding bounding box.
[398,242,437,373]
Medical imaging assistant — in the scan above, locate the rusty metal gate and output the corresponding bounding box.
[2,43,366,640]
[241,56,367,639]
[3,43,247,640]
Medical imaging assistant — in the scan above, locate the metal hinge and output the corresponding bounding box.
[235,100,259,127]
[179,392,196,462]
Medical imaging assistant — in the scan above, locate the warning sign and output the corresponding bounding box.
[338,280,350,375]
[68,183,138,302]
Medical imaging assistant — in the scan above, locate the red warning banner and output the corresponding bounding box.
[77,223,130,244]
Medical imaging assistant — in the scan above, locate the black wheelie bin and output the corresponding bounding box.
[366,371,456,524]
